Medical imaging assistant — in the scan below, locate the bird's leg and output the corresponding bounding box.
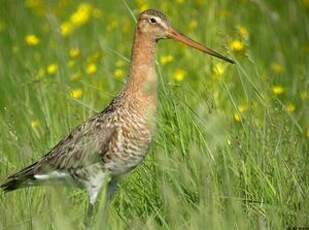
[107,178,118,201]
[85,176,117,228]
[102,178,118,224]
[85,183,103,229]
[85,202,95,229]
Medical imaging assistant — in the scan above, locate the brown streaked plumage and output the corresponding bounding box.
[1,9,234,226]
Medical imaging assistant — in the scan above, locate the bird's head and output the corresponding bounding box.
[137,9,234,64]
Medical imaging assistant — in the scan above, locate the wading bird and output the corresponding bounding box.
[1,9,234,227]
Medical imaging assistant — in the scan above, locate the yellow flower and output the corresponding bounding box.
[176,0,185,4]
[212,63,226,77]
[70,3,93,27]
[47,63,58,75]
[69,48,81,59]
[271,63,284,75]
[70,88,83,99]
[233,113,241,123]
[173,69,186,82]
[86,63,97,75]
[239,25,249,39]
[238,103,249,113]
[113,69,125,79]
[160,55,174,65]
[31,120,39,129]
[60,21,74,37]
[286,103,296,113]
[229,40,245,52]
[272,85,284,95]
[25,34,40,46]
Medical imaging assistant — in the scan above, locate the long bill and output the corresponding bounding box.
[167,29,235,64]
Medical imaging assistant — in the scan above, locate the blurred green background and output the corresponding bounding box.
[0,0,308,229]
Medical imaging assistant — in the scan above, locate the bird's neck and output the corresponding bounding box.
[123,31,158,109]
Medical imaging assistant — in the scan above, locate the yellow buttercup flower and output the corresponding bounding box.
[239,25,249,39]
[70,3,93,27]
[86,63,97,75]
[271,63,284,75]
[69,48,81,59]
[272,85,284,95]
[60,21,74,37]
[113,69,125,79]
[160,55,174,65]
[25,34,40,46]
[31,120,39,129]
[212,63,226,77]
[173,69,186,82]
[47,63,58,75]
[229,40,245,52]
[286,103,296,113]
[70,89,83,99]
[233,113,241,123]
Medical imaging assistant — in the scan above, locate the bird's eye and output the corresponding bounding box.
[149,17,157,24]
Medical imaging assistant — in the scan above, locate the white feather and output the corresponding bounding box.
[34,171,69,180]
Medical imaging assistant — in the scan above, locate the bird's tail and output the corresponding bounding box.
[1,162,38,192]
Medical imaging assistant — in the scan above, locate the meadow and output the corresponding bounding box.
[0,0,308,229]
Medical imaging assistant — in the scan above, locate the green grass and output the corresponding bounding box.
[0,0,308,229]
